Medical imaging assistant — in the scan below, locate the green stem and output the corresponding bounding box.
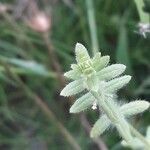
[90,91,133,143]
[90,91,150,149]
[134,0,149,23]
[129,124,150,150]
[86,0,99,55]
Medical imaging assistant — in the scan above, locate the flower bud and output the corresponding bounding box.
[27,12,51,33]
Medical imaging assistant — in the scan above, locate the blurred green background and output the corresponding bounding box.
[0,0,149,150]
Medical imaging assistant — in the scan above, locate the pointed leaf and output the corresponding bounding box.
[64,64,82,80]
[92,52,101,62]
[90,115,111,138]
[97,64,126,81]
[93,55,110,71]
[60,79,85,96]
[70,93,95,113]
[92,52,101,70]
[105,75,131,93]
[64,70,81,80]
[75,43,90,63]
[70,64,79,70]
[121,100,150,117]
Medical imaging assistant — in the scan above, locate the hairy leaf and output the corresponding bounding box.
[90,115,111,138]
[64,69,81,80]
[105,75,131,93]
[92,52,101,62]
[121,100,150,117]
[97,64,126,81]
[93,55,110,71]
[70,93,95,113]
[75,43,90,63]
[60,79,85,96]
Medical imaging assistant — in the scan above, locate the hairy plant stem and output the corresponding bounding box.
[129,124,150,150]
[90,90,150,149]
[90,91,133,142]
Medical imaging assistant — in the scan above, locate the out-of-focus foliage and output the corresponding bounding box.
[0,0,149,150]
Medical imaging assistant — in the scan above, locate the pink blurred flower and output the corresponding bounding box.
[27,12,51,33]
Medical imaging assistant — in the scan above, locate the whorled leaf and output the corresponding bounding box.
[105,75,131,93]
[97,64,126,81]
[60,79,85,96]
[86,74,99,91]
[93,55,110,71]
[121,100,150,117]
[64,70,81,80]
[70,64,80,70]
[92,52,101,62]
[70,93,95,113]
[75,43,90,63]
[64,64,82,80]
[90,115,111,138]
